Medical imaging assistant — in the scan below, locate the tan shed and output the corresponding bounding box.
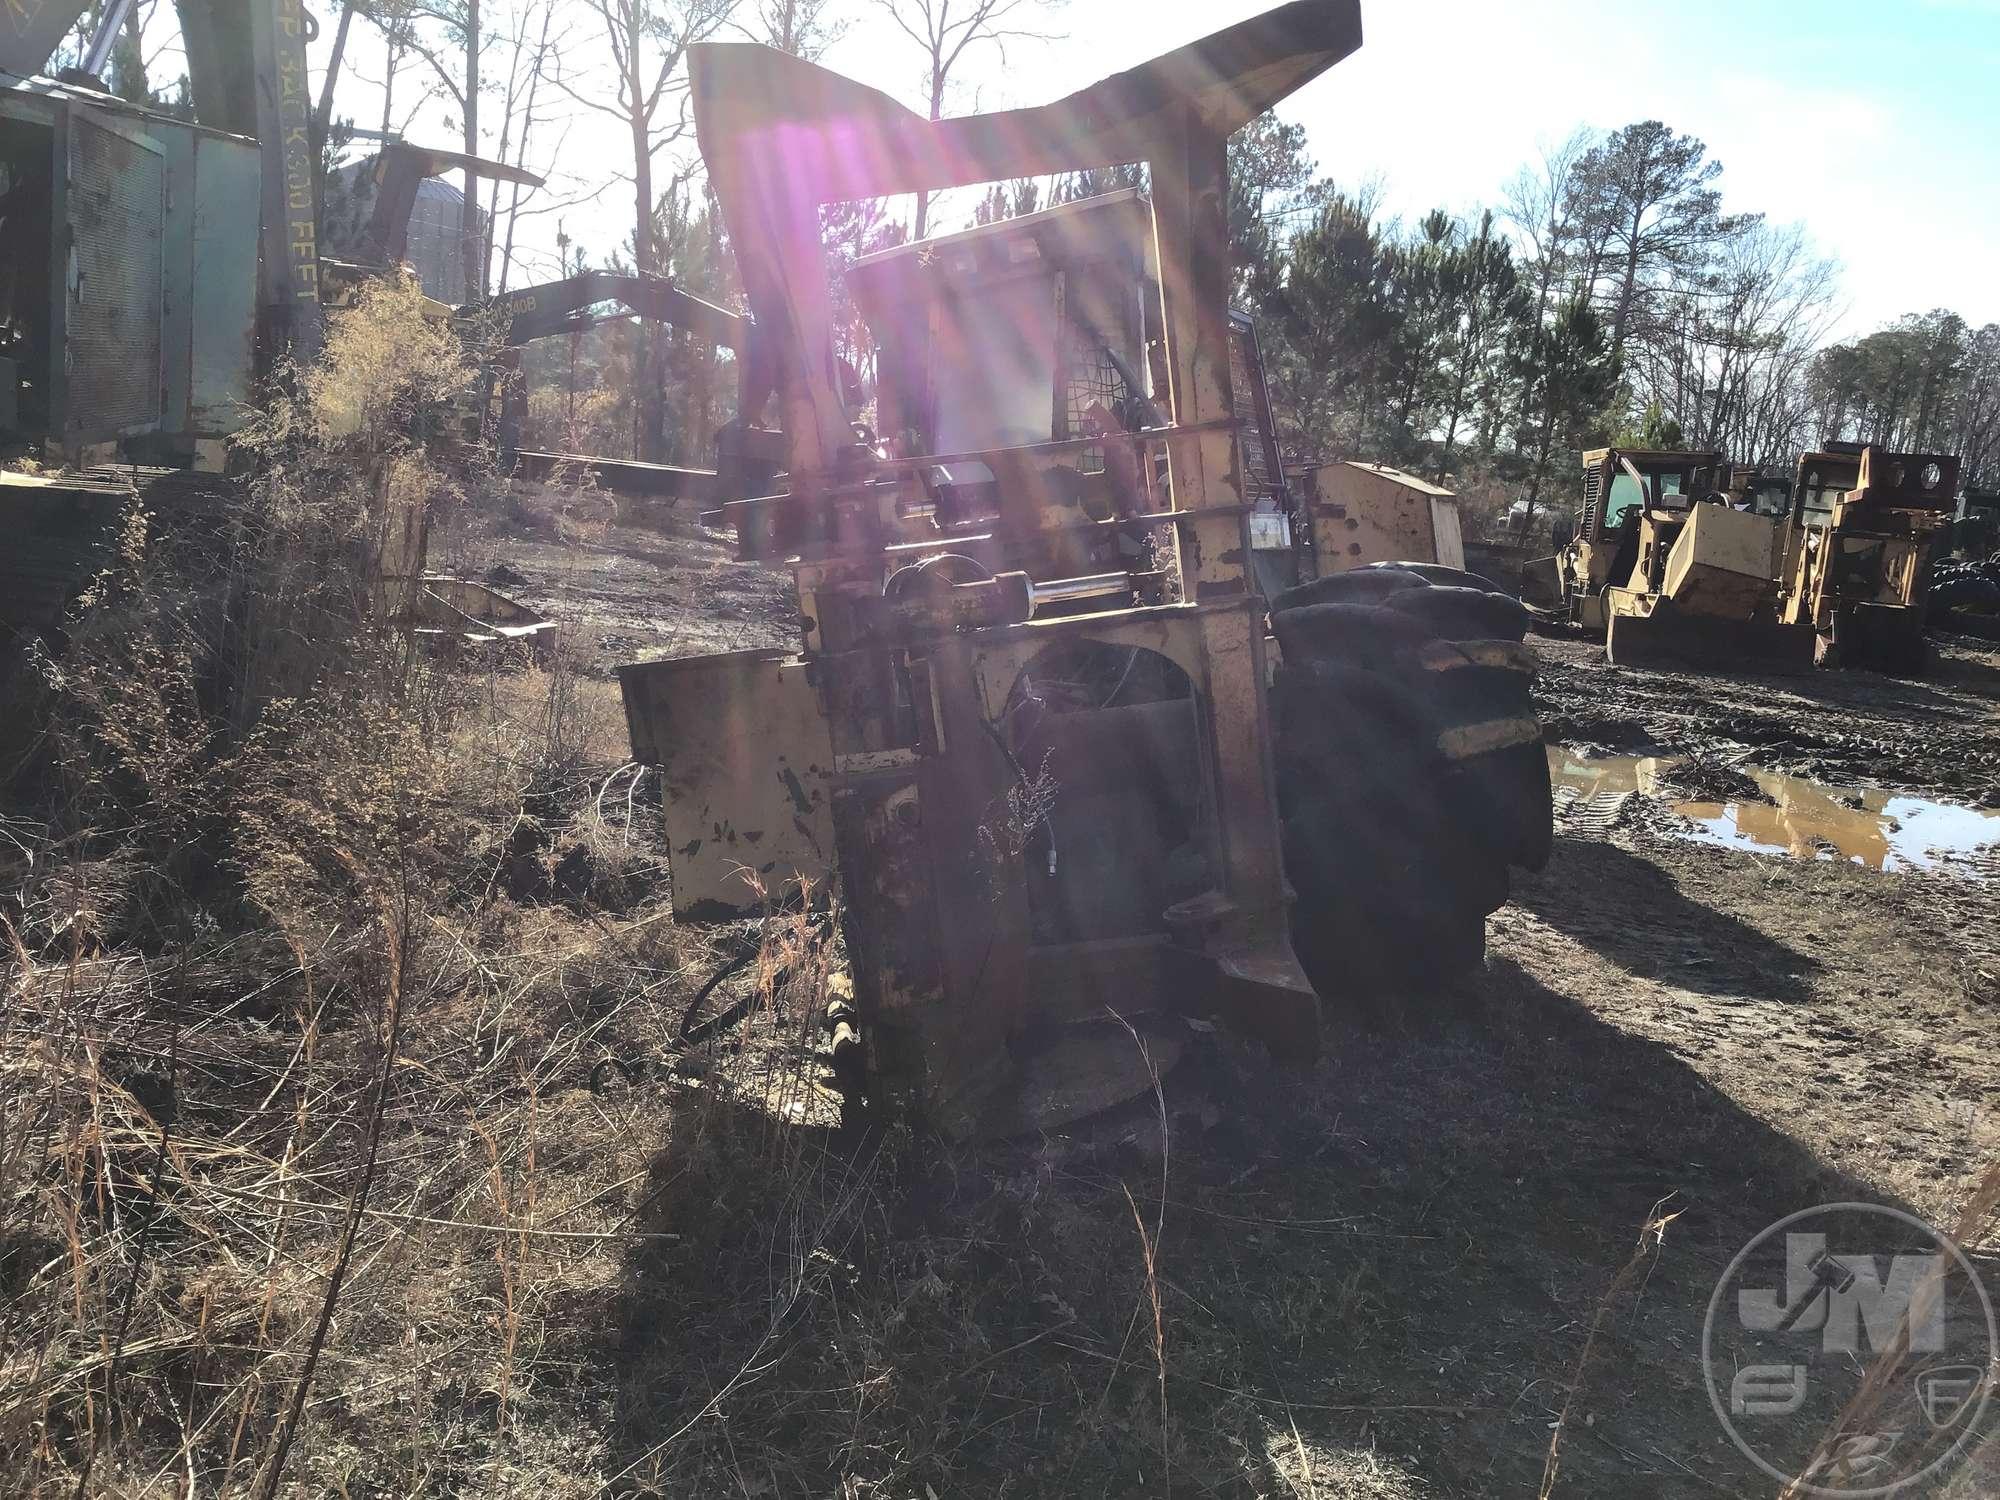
[1296,461,1466,575]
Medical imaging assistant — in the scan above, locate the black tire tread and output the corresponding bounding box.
[1270,578,1552,1006]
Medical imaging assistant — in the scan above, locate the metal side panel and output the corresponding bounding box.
[187,132,259,433]
[617,650,836,914]
[1662,502,1784,598]
[1429,496,1466,571]
[1310,466,1439,571]
[56,104,165,450]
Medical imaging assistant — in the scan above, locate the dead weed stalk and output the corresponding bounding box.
[1538,1195,1682,1499]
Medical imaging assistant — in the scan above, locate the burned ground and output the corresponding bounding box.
[439,486,797,675]
[8,487,2000,1497]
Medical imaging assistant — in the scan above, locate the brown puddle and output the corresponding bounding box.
[1546,747,2000,877]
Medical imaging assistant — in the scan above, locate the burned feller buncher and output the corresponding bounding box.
[619,0,1553,1137]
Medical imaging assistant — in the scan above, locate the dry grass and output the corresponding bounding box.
[0,866,837,1495]
[0,283,845,1496]
[0,617,852,1492]
[1536,1197,1681,1499]
[10,283,2000,1499]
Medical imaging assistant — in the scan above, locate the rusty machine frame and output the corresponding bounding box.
[1778,444,1961,671]
[621,3,1364,1135]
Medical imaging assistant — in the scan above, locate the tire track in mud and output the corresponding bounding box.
[1532,631,2000,806]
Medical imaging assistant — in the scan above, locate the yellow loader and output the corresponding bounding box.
[1779,444,1960,674]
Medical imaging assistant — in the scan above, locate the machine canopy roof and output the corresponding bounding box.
[690,0,1361,203]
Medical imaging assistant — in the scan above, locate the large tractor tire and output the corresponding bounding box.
[1269,565,1550,1006]
[1273,568,1430,611]
[1358,560,1503,592]
[1385,584,1530,642]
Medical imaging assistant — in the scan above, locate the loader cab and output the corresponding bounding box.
[1591,450,1720,529]
[1776,451,1862,602]
[1548,448,1722,628]
[1792,452,1862,530]
[845,190,1168,591]
[1955,488,2000,557]
[1728,468,1793,519]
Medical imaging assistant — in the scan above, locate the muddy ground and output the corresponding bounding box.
[473,497,2000,1495]
[1535,626,2000,808]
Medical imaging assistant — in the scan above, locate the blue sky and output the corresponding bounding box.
[817,0,1998,340]
[303,0,1999,338]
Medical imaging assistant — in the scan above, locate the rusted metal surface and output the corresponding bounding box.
[1296,461,1466,574]
[151,126,261,442]
[4,0,343,452]
[2,73,265,458]
[183,133,260,436]
[53,107,165,454]
[619,649,836,914]
[1151,118,1250,600]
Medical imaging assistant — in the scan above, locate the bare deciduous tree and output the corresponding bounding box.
[389,0,491,296]
[560,0,737,455]
[871,0,1063,237]
[756,0,848,58]
[1636,221,1839,465]
[1501,127,1592,339]
[479,0,566,293]
[311,0,361,152]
